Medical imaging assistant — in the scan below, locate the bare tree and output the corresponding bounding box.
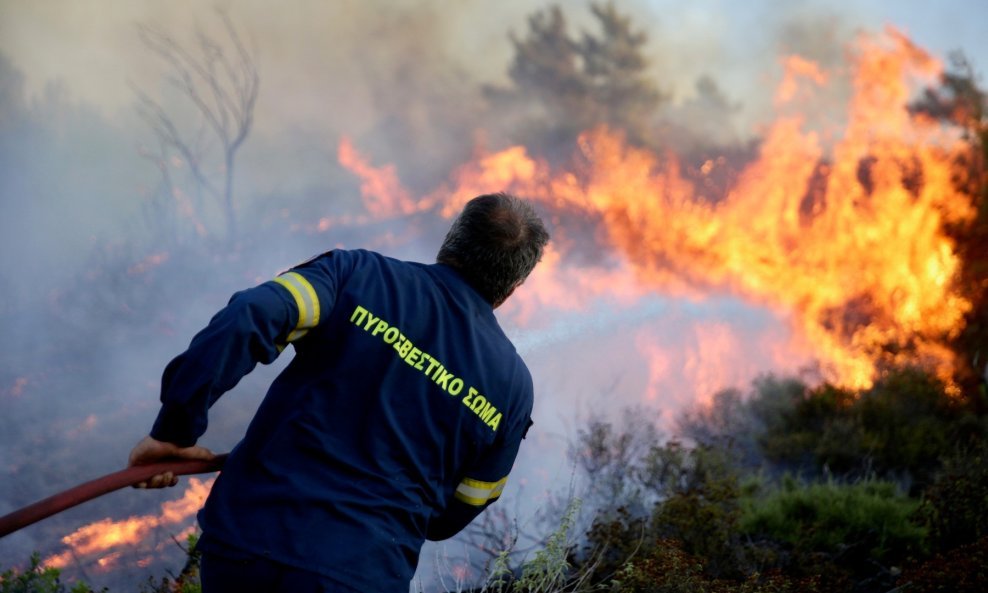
[134,9,258,242]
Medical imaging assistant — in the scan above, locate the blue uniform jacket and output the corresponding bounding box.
[149,249,535,591]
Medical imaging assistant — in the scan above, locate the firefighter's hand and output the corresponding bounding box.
[128,435,216,489]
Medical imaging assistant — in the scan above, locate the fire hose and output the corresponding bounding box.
[0,454,228,538]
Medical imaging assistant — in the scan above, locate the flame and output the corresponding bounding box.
[65,414,98,440]
[127,252,170,276]
[775,55,829,106]
[5,376,29,398]
[683,323,744,407]
[636,333,671,403]
[172,187,208,237]
[337,29,975,392]
[487,30,970,389]
[434,146,544,218]
[44,477,213,572]
[337,136,422,216]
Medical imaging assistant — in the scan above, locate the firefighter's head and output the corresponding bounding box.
[437,192,550,307]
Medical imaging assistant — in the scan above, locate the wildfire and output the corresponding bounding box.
[339,29,976,391]
[4,376,29,398]
[44,477,213,572]
[21,16,981,590]
[774,55,829,106]
[127,251,170,276]
[337,137,423,217]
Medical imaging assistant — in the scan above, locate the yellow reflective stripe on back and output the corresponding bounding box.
[454,476,508,507]
[272,272,320,342]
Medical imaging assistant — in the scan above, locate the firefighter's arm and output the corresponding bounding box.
[426,431,526,541]
[149,265,334,449]
[426,498,491,541]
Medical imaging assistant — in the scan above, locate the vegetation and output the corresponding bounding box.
[490,365,988,593]
[484,2,665,160]
[0,555,102,593]
[435,366,985,593]
[3,2,988,592]
[135,532,201,593]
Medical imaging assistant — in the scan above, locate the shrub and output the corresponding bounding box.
[740,478,926,577]
[756,367,985,489]
[916,440,988,552]
[648,445,747,578]
[0,554,103,593]
[897,536,988,593]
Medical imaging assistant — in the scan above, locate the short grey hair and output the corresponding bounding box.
[437,193,550,305]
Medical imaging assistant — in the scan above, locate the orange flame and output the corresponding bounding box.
[337,29,975,392]
[127,252,170,276]
[5,377,29,398]
[44,477,213,572]
[775,54,829,106]
[337,136,422,216]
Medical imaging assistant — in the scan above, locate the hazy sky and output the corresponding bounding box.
[2,0,986,130]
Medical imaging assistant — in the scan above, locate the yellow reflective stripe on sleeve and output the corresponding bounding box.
[272,271,320,342]
[454,476,508,507]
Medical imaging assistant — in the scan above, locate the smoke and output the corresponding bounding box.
[0,0,985,589]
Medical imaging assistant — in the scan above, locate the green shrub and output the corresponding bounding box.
[511,499,581,593]
[0,554,103,593]
[917,441,988,551]
[576,442,752,583]
[740,478,926,566]
[756,367,985,488]
[139,531,202,593]
[648,445,747,579]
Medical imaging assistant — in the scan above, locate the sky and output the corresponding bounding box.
[2,0,986,130]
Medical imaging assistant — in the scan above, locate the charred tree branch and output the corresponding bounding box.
[134,10,258,242]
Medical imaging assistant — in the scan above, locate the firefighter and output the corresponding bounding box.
[128,192,549,593]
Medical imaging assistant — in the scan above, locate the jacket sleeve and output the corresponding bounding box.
[426,416,533,541]
[150,265,331,447]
